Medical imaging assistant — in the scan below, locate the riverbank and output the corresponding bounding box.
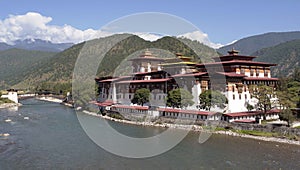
[33,96,300,145]
[0,102,22,109]
[80,110,300,146]
[36,96,63,103]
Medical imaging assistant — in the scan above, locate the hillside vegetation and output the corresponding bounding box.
[13,34,218,93]
[0,48,56,89]
[253,39,300,77]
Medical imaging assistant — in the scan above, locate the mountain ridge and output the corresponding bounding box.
[218,31,300,55]
[0,39,74,52]
[253,39,300,77]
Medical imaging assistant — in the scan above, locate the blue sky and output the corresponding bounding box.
[0,0,299,45]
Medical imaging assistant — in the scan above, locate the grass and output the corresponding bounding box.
[213,127,281,138]
[237,130,278,137]
[108,113,125,120]
[0,98,13,104]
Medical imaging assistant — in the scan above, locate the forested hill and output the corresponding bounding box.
[0,48,56,89]
[13,34,218,93]
[253,39,300,77]
[218,31,300,55]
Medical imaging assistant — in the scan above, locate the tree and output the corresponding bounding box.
[199,90,228,111]
[131,88,150,106]
[249,84,274,115]
[277,78,299,126]
[245,102,254,111]
[166,88,194,109]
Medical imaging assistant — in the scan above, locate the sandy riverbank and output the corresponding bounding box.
[36,96,63,103]
[79,109,300,146]
[0,103,22,109]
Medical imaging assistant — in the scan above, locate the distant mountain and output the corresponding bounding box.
[0,48,56,89]
[218,31,300,55]
[0,42,12,51]
[253,39,300,77]
[0,39,73,52]
[13,34,218,93]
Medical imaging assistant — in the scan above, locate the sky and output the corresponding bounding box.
[0,0,299,47]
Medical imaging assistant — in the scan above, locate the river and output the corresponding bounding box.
[0,99,299,169]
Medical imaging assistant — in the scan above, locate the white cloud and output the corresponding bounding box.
[0,12,222,49]
[177,31,223,49]
[0,12,112,44]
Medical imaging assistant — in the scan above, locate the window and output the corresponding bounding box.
[250,69,254,76]
[240,68,245,74]
[256,69,259,76]
[239,94,242,100]
[233,94,235,100]
[245,94,247,99]
[264,70,268,77]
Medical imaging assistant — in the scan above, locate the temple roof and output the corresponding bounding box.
[132,70,165,76]
[171,72,208,78]
[116,78,170,84]
[112,105,149,110]
[216,72,246,78]
[197,60,276,67]
[96,76,131,83]
[160,61,196,66]
[243,77,279,81]
[128,49,164,62]
[213,49,257,62]
[224,109,280,117]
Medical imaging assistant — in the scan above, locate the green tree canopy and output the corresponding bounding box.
[166,88,194,109]
[131,88,150,106]
[249,84,274,114]
[199,90,228,111]
[277,76,300,126]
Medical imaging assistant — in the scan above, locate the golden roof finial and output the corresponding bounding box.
[228,48,239,56]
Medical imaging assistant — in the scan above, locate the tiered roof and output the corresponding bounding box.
[128,49,165,62]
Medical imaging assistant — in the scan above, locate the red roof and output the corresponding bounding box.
[214,55,257,62]
[133,71,164,76]
[93,100,114,106]
[117,78,170,84]
[224,109,280,117]
[112,105,149,110]
[233,119,256,123]
[157,108,216,116]
[128,57,164,61]
[97,76,131,83]
[216,72,246,78]
[171,72,207,78]
[243,77,278,81]
[197,60,277,67]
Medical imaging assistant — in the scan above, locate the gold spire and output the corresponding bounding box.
[228,48,239,56]
[140,49,153,57]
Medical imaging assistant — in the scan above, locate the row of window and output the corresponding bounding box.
[163,112,208,120]
[116,94,166,100]
[240,68,269,76]
[232,94,251,100]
